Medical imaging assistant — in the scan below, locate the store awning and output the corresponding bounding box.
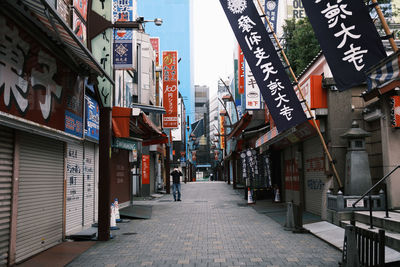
[7,0,113,84]
[363,50,400,101]
[112,107,168,146]
[130,103,166,114]
[227,112,252,140]
[255,121,317,150]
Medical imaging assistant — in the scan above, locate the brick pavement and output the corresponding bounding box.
[67,182,341,267]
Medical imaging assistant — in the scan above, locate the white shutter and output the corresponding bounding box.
[83,143,95,227]
[94,145,99,222]
[16,133,63,263]
[65,143,84,235]
[0,126,13,265]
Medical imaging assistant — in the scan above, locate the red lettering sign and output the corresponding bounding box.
[142,155,150,185]
[162,51,178,128]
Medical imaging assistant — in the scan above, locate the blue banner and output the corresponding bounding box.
[220,0,307,132]
[265,0,279,32]
[65,110,83,137]
[302,0,386,91]
[85,95,99,141]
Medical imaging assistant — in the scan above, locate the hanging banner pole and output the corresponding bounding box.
[371,0,398,52]
[255,0,343,188]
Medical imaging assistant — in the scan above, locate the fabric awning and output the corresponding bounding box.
[227,112,252,140]
[363,50,400,101]
[130,103,166,114]
[7,0,113,84]
[112,107,168,146]
[256,121,317,150]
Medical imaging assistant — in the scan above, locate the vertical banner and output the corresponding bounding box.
[302,0,386,91]
[162,51,179,128]
[91,0,112,107]
[85,95,100,141]
[150,37,160,65]
[112,0,137,22]
[264,0,279,31]
[113,29,133,69]
[220,0,307,132]
[142,155,150,185]
[238,45,245,94]
[220,115,225,150]
[245,61,261,109]
[390,96,400,128]
[73,0,88,20]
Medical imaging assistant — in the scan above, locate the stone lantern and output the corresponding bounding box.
[341,121,372,195]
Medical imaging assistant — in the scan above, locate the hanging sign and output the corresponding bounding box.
[302,0,386,91]
[220,0,307,132]
[142,155,150,185]
[113,29,133,69]
[85,95,100,140]
[265,0,279,31]
[245,61,261,109]
[162,51,179,128]
[238,45,245,94]
[390,96,400,128]
[150,37,160,65]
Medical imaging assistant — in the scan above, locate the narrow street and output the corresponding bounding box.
[68,182,340,267]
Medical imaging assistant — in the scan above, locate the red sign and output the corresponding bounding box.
[142,155,150,185]
[220,115,225,150]
[285,159,300,191]
[150,37,160,65]
[390,96,400,128]
[238,45,245,94]
[73,0,88,21]
[162,51,178,128]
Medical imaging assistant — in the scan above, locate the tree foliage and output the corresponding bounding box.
[282,18,320,77]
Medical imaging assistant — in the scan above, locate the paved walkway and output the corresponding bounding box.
[67,182,341,267]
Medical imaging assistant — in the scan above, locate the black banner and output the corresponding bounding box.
[220,0,307,133]
[302,0,386,91]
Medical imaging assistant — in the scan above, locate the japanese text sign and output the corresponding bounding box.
[220,0,307,132]
[302,0,386,91]
[220,115,225,150]
[85,95,100,140]
[390,96,400,128]
[112,0,137,22]
[245,61,261,109]
[265,0,279,31]
[73,0,88,21]
[162,51,179,128]
[238,45,245,94]
[150,37,160,65]
[113,29,133,69]
[142,154,150,185]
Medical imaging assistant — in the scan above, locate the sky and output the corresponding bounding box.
[192,0,236,97]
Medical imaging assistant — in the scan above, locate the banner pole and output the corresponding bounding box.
[371,0,398,52]
[256,0,343,188]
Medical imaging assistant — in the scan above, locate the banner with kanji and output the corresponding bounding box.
[162,51,179,128]
[302,0,386,91]
[150,37,160,65]
[220,0,307,132]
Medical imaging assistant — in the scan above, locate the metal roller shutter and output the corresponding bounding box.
[16,133,63,263]
[65,143,84,235]
[0,126,13,265]
[83,143,95,227]
[304,137,325,216]
[94,145,99,222]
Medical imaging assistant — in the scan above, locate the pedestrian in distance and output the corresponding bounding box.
[171,168,183,201]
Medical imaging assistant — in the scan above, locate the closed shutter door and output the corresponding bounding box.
[83,143,95,226]
[0,126,13,265]
[65,143,84,235]
[94,145,99,222]
[304,137,325,216]
[16,133,63,263]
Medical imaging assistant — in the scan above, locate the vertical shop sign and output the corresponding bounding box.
[265,0,279,31]
[142,154,150,185]
[73,11,87,45]
[245,61,261,109]
[220,0,307,132]
[113,29,133,69]
[85,95,100,140]
[150,37,160,65]
[112,0,137,22]
[302,0,386,91]
[238,45,245,94]
[220,115,225,150]
[74,0,88,20]
[162,51,179,128]
[91,0,113,107]
[390,96,400,128]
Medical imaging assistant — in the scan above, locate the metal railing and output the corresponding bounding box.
[352,165,400,229]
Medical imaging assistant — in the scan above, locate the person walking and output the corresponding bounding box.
[171,168,183,201]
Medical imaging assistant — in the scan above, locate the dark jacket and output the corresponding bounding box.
[171,170,182,184]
